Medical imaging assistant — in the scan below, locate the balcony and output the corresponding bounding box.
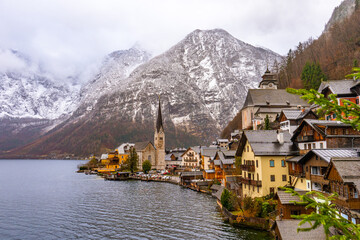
[240,164,255,172]
[289,170,305,178]
[239,177,262,187]
[298,135,314,142]
[334,197,360,210]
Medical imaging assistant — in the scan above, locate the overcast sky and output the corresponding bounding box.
[0,0,342,83]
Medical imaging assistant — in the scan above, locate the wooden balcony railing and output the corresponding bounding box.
[240,177,262,187]
[240,164,255,172]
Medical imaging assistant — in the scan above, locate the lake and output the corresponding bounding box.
[0,160,271,239]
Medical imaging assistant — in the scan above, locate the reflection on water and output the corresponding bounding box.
[0,160,271,239]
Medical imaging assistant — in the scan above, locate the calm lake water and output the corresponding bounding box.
[0,160,271,239]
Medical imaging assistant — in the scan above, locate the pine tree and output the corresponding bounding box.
[142,160,151,174]
[127,147,138,173]
[301,62,327,90]
[264,115,270,130]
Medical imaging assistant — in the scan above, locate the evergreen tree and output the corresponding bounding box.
[142,160,152,174]
[127,147,138,173]
[301,62,327,90]
[264,115,270,130]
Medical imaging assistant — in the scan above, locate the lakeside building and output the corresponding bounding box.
[181,146,201,169]
[236,130,298,197]
[241,69,310,130]
[154,96,166,170]
[165,148,186,169]
[324,157,360,224]
[201,146,218,171]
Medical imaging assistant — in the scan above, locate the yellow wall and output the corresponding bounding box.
[241,140,292,198]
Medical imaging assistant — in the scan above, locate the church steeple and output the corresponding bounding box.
[259,68,278,89]
[156,95,163,133]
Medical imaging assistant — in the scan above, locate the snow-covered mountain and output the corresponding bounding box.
[0,49,80,120]
[77,46,151,115]
[8,29,282,157]
[84,29,282,135]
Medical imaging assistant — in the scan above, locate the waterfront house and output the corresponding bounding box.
[274,190,312,220]
[181,147,201,169]
[165,148,186,170]
[201,146,218,170]
[291,119,360,155]
[180,171,203,186]
[236,130,298,198]
[213,150,236,185]
[324,157,360,224]
[278,108,317,135]
[241,69,309,130]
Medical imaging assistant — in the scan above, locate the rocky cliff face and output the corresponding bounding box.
[8,29,281,157]
[324,0,356,32]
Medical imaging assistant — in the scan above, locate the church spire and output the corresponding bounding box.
[156,95,163,132]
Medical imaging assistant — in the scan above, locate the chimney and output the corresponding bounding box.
[277,130,284,144]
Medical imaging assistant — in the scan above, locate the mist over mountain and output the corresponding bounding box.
[1,29,281,157]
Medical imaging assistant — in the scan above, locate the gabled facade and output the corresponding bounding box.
[318,79,360,121]
[134,141,156,170]
[241,72,310,130]
[181,147,201,169]
[324,157,360,224]
[274,190,312,220]
[291,119,360,155]
[278,108,317,135]
[236,130,298,197]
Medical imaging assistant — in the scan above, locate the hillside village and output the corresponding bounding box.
[89,68,360,239]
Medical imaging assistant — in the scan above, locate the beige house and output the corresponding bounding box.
[181,147,201,169]
[236,130,298,198]
[134,141,156,170]
[241,70,309,130]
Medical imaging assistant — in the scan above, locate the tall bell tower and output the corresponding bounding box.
[154,95,165,170]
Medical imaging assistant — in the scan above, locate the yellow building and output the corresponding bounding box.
[236,130,298,198]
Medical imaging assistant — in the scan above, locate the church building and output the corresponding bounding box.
[154,96,166,170]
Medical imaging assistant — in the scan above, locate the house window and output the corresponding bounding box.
[308,144,311,150]
[306,166,308,172]
[257,173,259,180]
[256,160,258,168]
[311,166,320,175]
[270,175,275,182]
[270,160,275,167]
[292,162,295,170]
[354,188,359,198]
[148,155,151,160]
[357,99,359,105]
[281,160,286,167]
[257,186,259,193]
[304,144,307,150]
[312,143,316,149]
[291,210,301,216]
[315,155,318,160]
[270,187,275,194]
[282,175,287,181]
[247,146,249,152]
[320,143,324,149]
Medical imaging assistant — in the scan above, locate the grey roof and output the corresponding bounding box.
[319,79,360,95]
[201,147,218,159]
[134,141,152,151]
[276,190,307,204]
[274,220,327,240]
[330,158,360,183]
[237,130,299,156]
[282,109,303,120]
[223,150,236,157]
[242,89,310,109]
[210,184,222,191]
[214,160,221,166]
[205,169,215,173]
[286,155,303,162]
[222,159,235,165]
[255,107,285,114]
[100,154,108,160]
[299,149,359,164]
[191,146,201,154]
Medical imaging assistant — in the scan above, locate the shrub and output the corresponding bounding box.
[142,160,152,174]
[221,189,235,211]
[243,196,254,211]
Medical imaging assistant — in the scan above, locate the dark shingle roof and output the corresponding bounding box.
[319,79,360,95]
[330,158,360,182]
[242,89,310,109]
[156,96,163,132]
[276,190,307,204]
[180,171,203,177]
[237,130,299,156]
[298,149,359,164]
[134,141,153,151]
[274,220,327,240]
